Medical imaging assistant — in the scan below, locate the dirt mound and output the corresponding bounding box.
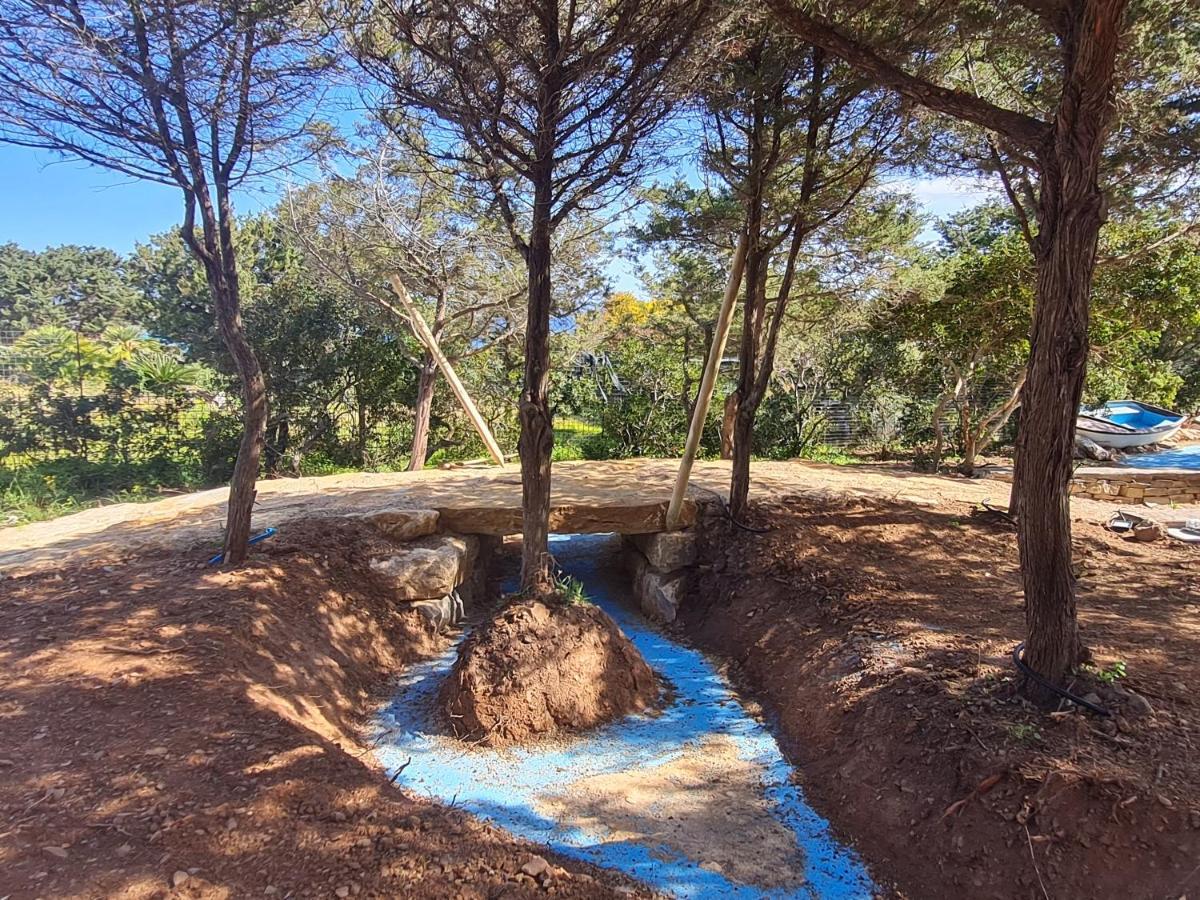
[684,495,1200,900]
[0,518,650,898]
[441,598,659,746]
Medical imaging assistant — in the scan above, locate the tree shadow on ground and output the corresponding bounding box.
[0,517,648,899]
[681,494,1200,900]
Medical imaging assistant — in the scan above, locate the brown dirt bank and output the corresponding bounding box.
[0,518,651,899]
[441,597,659,747]
[681,496,1200,900]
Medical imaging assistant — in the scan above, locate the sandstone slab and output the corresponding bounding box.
[630,530,697,571]
[370,534,478,600]
[361,508,439,542]
[437,499,697,536]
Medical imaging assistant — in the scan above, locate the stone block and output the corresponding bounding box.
[369,534,479,600]
[637,569,688,624]
[411,591,464,632]
[362,508,439,542]
[1118,484,1146,499]
[630,530,697,572]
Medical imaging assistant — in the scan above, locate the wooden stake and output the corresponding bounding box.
[666,232,748,528]
[387,274,507,467]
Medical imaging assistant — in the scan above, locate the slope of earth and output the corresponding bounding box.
[682,497,1200,900]
[0,518,650,900]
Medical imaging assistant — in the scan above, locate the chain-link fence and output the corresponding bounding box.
[0,329,20,382]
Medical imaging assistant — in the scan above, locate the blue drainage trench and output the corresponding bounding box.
[373,533,874,898]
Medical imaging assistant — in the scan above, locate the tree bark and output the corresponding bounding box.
[720,391,738,460]
[519,196,555,595]
[1015,0,1127,697]
[728,250,768,519]
[213,270,266,566]
[408,353,437,471]
[186,186,266,567]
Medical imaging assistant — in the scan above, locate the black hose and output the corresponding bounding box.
[1011,642,1110,717]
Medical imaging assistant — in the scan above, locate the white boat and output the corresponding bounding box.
[1076,400,1186,449]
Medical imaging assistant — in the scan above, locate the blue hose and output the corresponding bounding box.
[207,526,277,565]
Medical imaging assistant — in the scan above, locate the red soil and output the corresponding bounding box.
[441,597,659,747]
[682,496,1200,900]
[0,518,650,899]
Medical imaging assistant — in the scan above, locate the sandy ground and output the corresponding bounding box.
[5,458,1196,575]
[537,735,808,892]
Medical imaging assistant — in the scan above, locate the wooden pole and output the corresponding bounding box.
[388,274,507,467]
[666,232,748,528]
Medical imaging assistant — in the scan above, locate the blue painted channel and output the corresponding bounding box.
[1124,444,1200,471]
[373,533,874,898]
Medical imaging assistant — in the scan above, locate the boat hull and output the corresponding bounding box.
[1076,400,1187,449]
[1077,420,1183,449]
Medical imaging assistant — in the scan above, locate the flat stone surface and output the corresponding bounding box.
[6,458,1200,575]
[361,508,439,541]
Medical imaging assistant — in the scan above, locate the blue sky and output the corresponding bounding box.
[1,142,994,292]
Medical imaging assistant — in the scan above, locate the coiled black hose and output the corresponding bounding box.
[1011,642,1110,717]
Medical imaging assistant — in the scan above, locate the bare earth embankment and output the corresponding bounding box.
[683,495,1200,899]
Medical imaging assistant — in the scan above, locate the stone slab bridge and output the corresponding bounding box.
[6,457,1192,581]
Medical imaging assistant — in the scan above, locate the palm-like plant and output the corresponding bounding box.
[125,350,203,394]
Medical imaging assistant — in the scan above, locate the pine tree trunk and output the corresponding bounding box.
[720,391,738,460]
[1016,0,1127,699]
[408,354,437,471]
[729,208,768,520]
[519,184,555,596]
[213,270,266,566]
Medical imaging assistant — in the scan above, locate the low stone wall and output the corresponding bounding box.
[1069,469,1200,504]
[359,508,497,630]
[621,530,699,623]
[994,467,1200,505]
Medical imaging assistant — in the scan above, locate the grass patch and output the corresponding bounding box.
[1,459,208,527]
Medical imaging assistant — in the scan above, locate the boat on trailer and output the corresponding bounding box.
[1076,400,1187,449]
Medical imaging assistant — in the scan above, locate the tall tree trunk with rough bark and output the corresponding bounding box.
[1016,0,1127,695]
[729,246,768,518]
[212,271,266,566]
[189,186,267,568]
[520,182,556,594]
[408,354,437,471]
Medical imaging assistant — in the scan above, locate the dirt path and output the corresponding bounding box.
[5,458,1195,575]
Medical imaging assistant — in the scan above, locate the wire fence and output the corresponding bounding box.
[0,329,20,382]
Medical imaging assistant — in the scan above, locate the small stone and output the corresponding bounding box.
[335,886,351,898]
[116,843,132,857]
[171,870,189,888]
[264,888,277,896]
[43,845,69,859]
[145,746,169,757]
[520,855,550,879]
[1126,691,1154,718]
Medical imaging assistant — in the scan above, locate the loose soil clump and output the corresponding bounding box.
[441,598,659,746]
